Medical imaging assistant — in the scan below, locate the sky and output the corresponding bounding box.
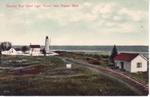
[0,0,148,45]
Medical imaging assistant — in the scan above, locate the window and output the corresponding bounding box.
[137,62,142,68]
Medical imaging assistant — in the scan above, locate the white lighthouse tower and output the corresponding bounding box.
[45,36,50,53]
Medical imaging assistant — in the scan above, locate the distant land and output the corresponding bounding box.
[13,45,148,52]
[12,45,148,58]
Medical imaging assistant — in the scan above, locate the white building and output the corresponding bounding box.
[2,48,24,55]
[2,48,17,55]
[29,45,41,56]
[114,53,148,73]
[1,36,58,56]
[45,36,50,53]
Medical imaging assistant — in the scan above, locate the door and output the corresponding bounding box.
[120,62,124,70]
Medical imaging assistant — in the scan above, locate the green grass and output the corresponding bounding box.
[0,55,138,95]
[57,51,149,84]
[128,72,148,85]
[57,51,109,67]
[0,74,136,96]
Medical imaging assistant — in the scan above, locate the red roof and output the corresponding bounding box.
[30,45,40,48]
[114,53,139,61]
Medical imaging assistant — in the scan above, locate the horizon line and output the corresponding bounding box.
[12,44,149,46]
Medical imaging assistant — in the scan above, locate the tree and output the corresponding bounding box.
[21,46,29,53]
[0,42,11,64]
[110,45,118,64]
[1,42,12,51]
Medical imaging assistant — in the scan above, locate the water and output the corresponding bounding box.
[14,45,149,58]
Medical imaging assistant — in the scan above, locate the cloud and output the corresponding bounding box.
[83,2,92,7]
[92,2,116,14]
[0,13,4,17]
[6,1,147,27]
[119,23,135,33]
[0,0,148,45]
[113,16,122,21]
[118,8,146,21]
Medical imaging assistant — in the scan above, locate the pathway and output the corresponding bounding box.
[61,57,148,95]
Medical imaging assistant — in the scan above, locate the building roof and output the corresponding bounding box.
[30,45,40,48]
[114,53,139,62]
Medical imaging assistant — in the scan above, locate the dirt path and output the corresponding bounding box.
[61,57,148,95]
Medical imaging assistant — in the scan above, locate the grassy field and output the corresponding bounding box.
[0,55,138,95]
[56,51,149,84]
[55,51,109,67]
[127,72,148,85]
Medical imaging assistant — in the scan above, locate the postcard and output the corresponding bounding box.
[0,0,148,96]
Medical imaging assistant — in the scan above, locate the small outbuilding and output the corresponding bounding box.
[114,53,148,73]
[29,45,41,56]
